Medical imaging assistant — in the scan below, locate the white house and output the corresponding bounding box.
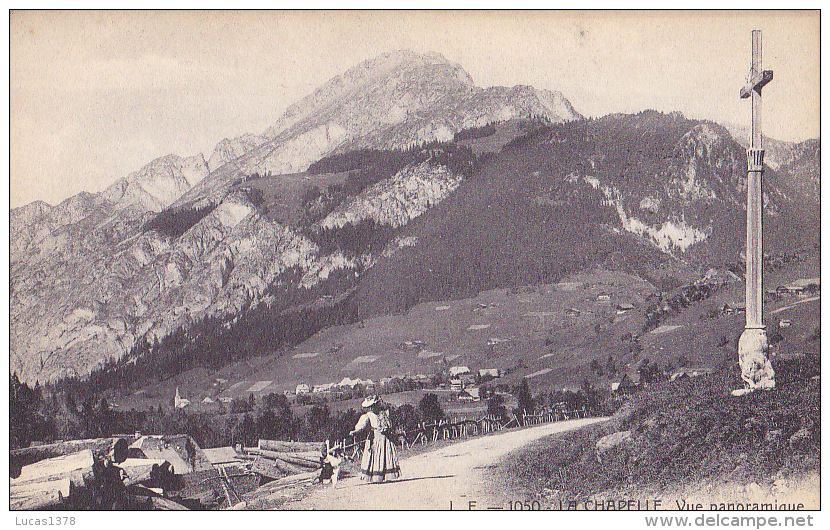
[478,368,501,378]
[295,383,311,394]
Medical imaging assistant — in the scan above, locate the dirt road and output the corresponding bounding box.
[287,417,606,510]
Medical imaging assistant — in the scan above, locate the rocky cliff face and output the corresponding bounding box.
[102,153,210,213]
[207,134,269,172]
[10,185,371,382]
[318,162,464,230]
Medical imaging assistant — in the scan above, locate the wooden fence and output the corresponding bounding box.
[331,407,591,460]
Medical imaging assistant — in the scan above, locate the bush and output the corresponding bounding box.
[418,393,444,422]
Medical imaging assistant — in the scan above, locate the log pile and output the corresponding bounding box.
[10,436,138,478]
[9,444,186,510]
[246,440,324,479]
[10,437,330,510]
[8,436,213,510]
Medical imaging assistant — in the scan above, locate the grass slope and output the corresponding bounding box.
[499,358,819,507]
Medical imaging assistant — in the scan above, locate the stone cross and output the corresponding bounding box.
[734,30,775,394]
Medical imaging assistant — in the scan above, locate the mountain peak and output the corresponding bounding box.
[102,153,209,212]
[356,49,454,69]
[343,50,464,78]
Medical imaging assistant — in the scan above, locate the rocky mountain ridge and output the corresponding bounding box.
[173,50,581,207]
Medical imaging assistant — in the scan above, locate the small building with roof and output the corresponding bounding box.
[611,374,638,395]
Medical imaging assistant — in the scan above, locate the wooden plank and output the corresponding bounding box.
[251,450,319,468]
[257,440,324,453]
[245,470,319,498]
[246,449,319,460]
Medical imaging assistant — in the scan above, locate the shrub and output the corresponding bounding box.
[418,393,444,422]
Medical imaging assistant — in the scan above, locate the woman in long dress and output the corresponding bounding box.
[350,395,401,483]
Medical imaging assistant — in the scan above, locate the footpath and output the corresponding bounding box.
[286,417,606,510]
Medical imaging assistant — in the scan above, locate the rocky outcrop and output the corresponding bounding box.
[595,430,633,462]
[207,134,268,172]
[9,186,364,383]
[318,162,463,230]
[102,153,210,212]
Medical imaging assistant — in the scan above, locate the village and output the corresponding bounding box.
[171,365,505,412]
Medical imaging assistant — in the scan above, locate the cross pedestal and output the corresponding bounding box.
[733,30,775,396]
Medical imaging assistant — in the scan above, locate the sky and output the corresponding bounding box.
[9,10,820,208]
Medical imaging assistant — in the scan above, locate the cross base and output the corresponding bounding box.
[732,327,775,396]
